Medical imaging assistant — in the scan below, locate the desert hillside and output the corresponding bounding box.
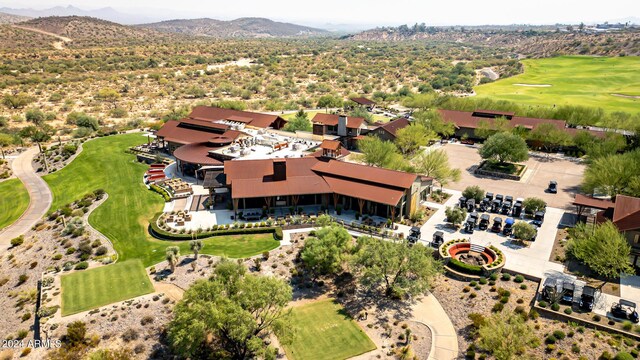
[140,17,328,38]
[0,11,30,24]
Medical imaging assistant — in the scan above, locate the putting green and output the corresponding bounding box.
[61,259,154,315]
[283,299,376,360]
[475,56,640,114]
[44,134,279,266]
[0,178,29,230]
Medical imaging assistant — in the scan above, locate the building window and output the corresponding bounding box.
[635,234,640,244]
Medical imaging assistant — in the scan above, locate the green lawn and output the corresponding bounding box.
[61,260,154,315]
[283,299,376,360]
[44,134,279,266]
[0,178,29,230]
[475,56,640,114]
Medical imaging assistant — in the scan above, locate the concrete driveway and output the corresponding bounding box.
[440,143,585,210]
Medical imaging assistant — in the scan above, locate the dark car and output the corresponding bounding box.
[548,180,558,194]
[491,199,502,213]
[407,226,421,244]
[561,281,575,304]
[532,211,545,227]
[491,217,503,233]
[501,201,512,215]
[432,231,444,248]
[611,300,640,323]
[479,214,490,230]
[580,286,598,311]
[466,198,476,212]
[458,196,467,208]
[503,218,515,236]
[542,278,560,301]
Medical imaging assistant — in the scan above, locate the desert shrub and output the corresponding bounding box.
[514,275,524,283]
[140,316,154,326]
[551,303,560,311]
[11,236,24,247]
[17,274,28,284]
[74,262,89,270]
[95,246,108,256]
[614,352,634,360]
[501,273,511,281]
[492,303,504,312]
[553,330,566,340]
[121,328,139,342]
[564,308,573,315]
[546,335,557,344]
[623,321,633,331]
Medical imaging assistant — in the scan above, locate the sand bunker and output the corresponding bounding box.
[513,83,552,87]
[611,93,640,99]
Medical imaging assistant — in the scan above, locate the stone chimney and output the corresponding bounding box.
[273,159,286,181]
[337,115,348,136]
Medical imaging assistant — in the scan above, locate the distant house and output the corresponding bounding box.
[371,118,411,142]
[350,97,376,109]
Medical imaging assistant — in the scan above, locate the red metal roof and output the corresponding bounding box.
[573,194,614,210]
[612,195,640,232]
[320,139,342,151]
[322,176,405,206]
[189,106,285,129]
[173,142,224,166]
[350,97,376,106]
[375,118,410,138]
[439,109,567,131]
[311,160,417,189]
[312,113,365,129]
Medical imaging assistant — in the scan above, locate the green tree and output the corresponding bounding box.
[513,222,537,241]
[189,240,203,260]
[445,207,467,228]
[352,237,442,298]
[2,93,33,109]
[462,185,485,203]
[395,123,437,155]
[478,312,536,360]
[0,133,13,159]
[19,124,53,172]
[65,321,87,347]
[474,118,511,139]
[67,112,99,131]
[283,109,312,132]
[522,197,546,214]
[479,132,529,164]
[95,88,121,109]
[567,221,634,279]
[349,106,373,123]
[25,108,45,125]
[574,131,627,160]
[301,225,351,277]
[317,95,343,112]
[527,123,572,152]
[167,259,292,359]
[412,149,461,189]
[413,109,455,137]
[582,149,640,197]
[357,136,401,168]
[166,246,180,273]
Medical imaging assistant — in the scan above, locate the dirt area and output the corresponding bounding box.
[432,274,639,359]
[441,143,585,210]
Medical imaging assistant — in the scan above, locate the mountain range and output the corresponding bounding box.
[0,5,157,24]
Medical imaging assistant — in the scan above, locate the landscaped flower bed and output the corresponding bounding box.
[439,239,505,276]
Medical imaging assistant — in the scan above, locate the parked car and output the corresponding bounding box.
[432,231,444,248]
[532,211,545,227]
[561,281,575,304]
[503,218,515,236]
[407,226,421,244]
[491,217,503,232]
[479,214,490,230]
[542,278,561,301]
[611,300,640,323]
[580,286,598,311]
[548,180,558,194]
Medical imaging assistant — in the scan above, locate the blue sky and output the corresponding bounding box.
[2,0,639,26]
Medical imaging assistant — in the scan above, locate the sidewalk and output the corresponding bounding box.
[413,293,459,360]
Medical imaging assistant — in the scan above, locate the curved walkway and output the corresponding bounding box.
[413,293,459,360]
[0,147,52,249]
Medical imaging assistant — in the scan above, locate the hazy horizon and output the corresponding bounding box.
[1,0,639,27]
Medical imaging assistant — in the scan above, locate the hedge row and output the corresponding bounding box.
[149,184,171,202]
[448,258,483,276]
[149,213,282,241]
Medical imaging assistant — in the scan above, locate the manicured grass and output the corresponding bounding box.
[61,260,154,316]
[0,178,29,230]
[44,134,279,266]
[283,299,376,360]
[475,56,640,114]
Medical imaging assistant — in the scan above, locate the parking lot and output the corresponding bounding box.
[440,143,586,210]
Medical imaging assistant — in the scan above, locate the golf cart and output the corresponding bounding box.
[561,281,575,304]
[432,231,444,248]
[464,219,475,234]
[466,198,476,212]
[501,200,512,215]
[495,194,504,204]
[611,300,640,323]
[542,278,561,301]
[512,202,523,218]
[503,218,515,236]
[458,196,467,208]
[407,226,421,244]
[480,197,491,212]
[532,211,545,227]
[485,192,494,202]
[479,214,490,230]
[491,199,501,213]
[580,286,598,312]
[548,180,558,194]
[505,195,514,204]
[491,217,503,233]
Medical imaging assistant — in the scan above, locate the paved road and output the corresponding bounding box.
[0,147,52,250]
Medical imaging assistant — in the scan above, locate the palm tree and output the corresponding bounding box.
[189,240,203,260]
[166,246,180,273]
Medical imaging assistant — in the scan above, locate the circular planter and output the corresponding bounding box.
[439,239,505,277]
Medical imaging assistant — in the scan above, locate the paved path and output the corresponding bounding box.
[413,293,459,360]
[0,147,52,250]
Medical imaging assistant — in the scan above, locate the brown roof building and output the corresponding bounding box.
[350,97,376,107]
[224,154,433,220]
[311,113,366,139]
[370,118,411,141]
